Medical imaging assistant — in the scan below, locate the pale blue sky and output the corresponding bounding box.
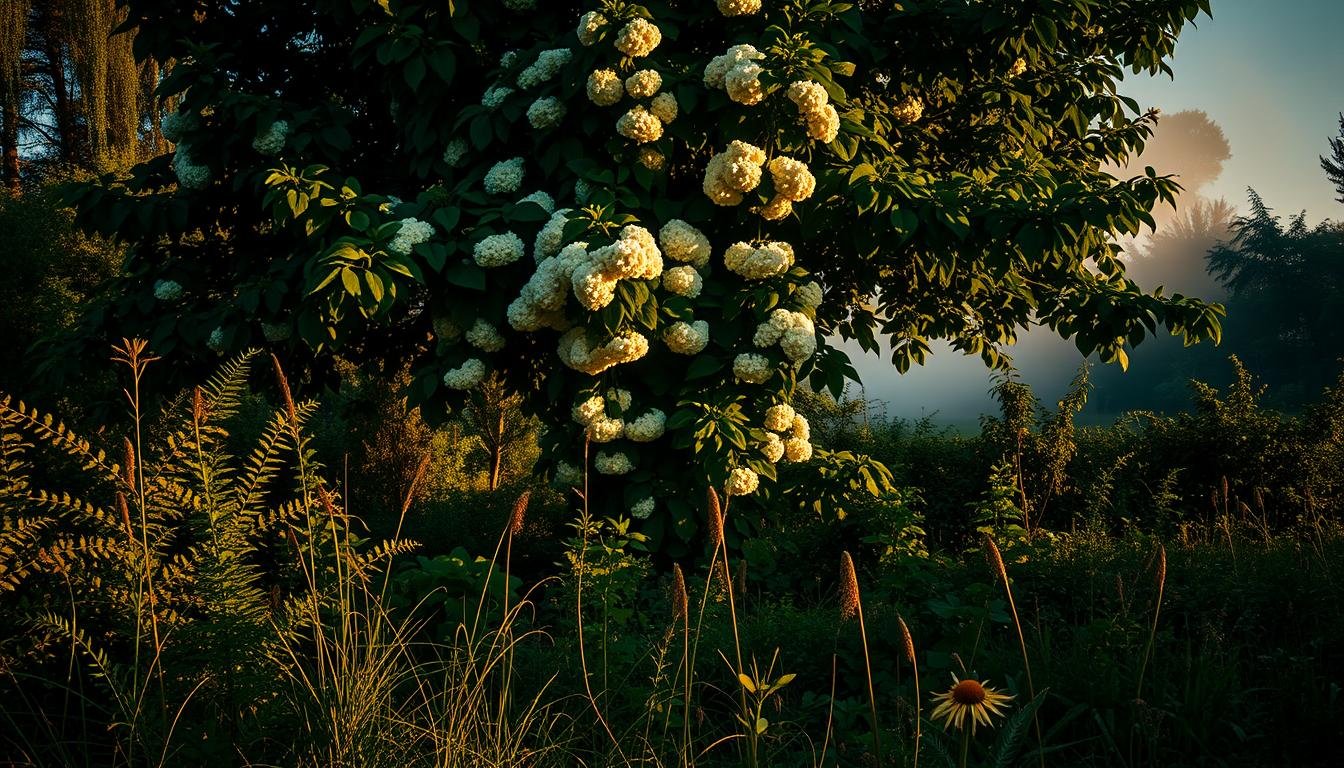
[853,0,1344,422]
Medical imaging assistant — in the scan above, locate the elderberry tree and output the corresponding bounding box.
[60,0,1221,554]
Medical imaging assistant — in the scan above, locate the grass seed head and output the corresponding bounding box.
[839,551,861,621]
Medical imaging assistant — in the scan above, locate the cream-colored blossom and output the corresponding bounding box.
[663,320,709,355]
[662,265,702,297]
[252,120,288,155]
[625,409,666,442]
[389,218,434,256]
[465,319,506,352]
[631,497,656,519]
[762,432,785,463]
[787,80,829,114]
[527,96,566,129]
[638,147,665,171]
[704,44,763,88]
[649,92,678,123]
[717,0,761,16]
[764,404,795,432]
[577,10,607,45]
[443,138,468,167]
[474,231,525,267]
[484,157,526,194]
[594,450,634,475]
[558,328,650,375]
[791,413,810,440]
[518,48,573,89]
[892,95,924,123]
[768,156,816,201]
[724,61,765,105]
[616,106,663,143]
[795,281,823,310]
[573,394,606,426]
[443,358,486,389]
[625,69,662,98]
[783,437,813,462]
[658,220,712,268]
[723,241,794,280]
[726,467,759,496]
[614,18,661,58]
[733,353,772,384]
[806,103,840,143]
[587,69,624,106]
[702,140,766,206]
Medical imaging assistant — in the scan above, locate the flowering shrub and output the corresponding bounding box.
[63,0,1222,553]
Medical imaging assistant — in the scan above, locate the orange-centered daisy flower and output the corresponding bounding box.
[930,675,1013,733]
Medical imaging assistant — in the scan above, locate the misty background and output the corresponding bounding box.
[845,0,1344,426]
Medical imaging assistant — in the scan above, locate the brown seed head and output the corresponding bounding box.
[1156,544,1167,592]
[509,489,531,537]
[122,438,136,490]
[984,535,1008,585]
[1220,475,1229,504]
[838,551,861,621]
[951,679,988,706]
[706,487,724,546]
[671,563,688,622]
[271,353,298,428]
[192,386,207,426]
[117,492,133,538]
[898,615,916,665]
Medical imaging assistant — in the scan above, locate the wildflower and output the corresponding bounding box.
[663,320,710,355]
[473,231,525,267]
[527,96,566,130]
[252,119,289,155]
[614,18,661,58]
[465,319,506,352]
[577,10,607,46]
[443,358,487,389]
[658,220,712,268]
[649,92,678,123]
[733,353,772,384]
[153,279,184,301]
[587,69,624,106]
[726,467,759,496]
[929,676,1013,733]
[443,138,468,167]
[389,217,434,256]
[484,157,526,194]
[482,85,514,109]
[662,265,703,298]
[594,450,634,475]
[625,409,667,442]
[616,106,663,143]
[632,497,656,519]
[717,0,761,15]
[625,69,662,98]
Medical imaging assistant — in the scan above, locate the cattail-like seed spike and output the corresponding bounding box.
[271,353,298,429]
[671,563,688,622]
[192,386,207,426]
[510,489,531,537]
[1220,475,1229,505]
[984,534,1008,585]
[122,437,136,490]
[838,551,861,621]
[117,492,133,538]
[898,615,916,664]
[706,486,724,547]
[1156,543,1167,592]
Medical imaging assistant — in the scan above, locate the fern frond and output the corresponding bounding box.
[990,689,1049,768]
[199,350,261,421]
[0,396,117,480]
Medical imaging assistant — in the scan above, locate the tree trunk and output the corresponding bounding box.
[488,411,504,491]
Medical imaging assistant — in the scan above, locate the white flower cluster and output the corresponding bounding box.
[753,308,817,362]
[659,220,712,268]
[759,156,817,220]
[534,209,573,261]
[261,322,291,342]
[465,319,506,352]
[482,85,513,109]
[443,138,467,167]
[443,358,487,390]
[662,265,703,298]
[207,327,226,353]
[723,241,794,280]
[172,146,210,189]
[509,241,584,331]
[625,409,666,442]
[518,190,555,214]
[161,111,193,143]
[572,393,625,443]
[1008,57,1028,78]
[501,50,522,70]
[527,96,566,130]
[762,404,812,461]
[704,44,766,105]
[518,48,573,89]
[626,69,662,98]
[762,431,785,462]
[485,157,526,194]
[595,450,634,475]
[558,328,650,375]
[587,69,624,106]
[571,225,664,311]
[795,280,823,310]
[732,352,772,384]
[614,18,661,58]
[616,106,663,143]
[554,460,583,486]
[649,92,678,123]
[663,320,710,355]
[892,95,924,123]
[787,80,840,143]
[717,0,761,16]
[252,120,289,155]
[153,279,184,301]
[631,497,655,519]
[474,231,526,268]
[727,466,759,496]
[389,218,434,256]
[577,11,607,46]
[703,140,766,206]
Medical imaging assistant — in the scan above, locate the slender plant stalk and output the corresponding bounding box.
[840,552,881,764]
[900,615,921,768]
[985,535,1043,768]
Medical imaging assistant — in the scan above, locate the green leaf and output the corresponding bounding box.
[445,262,486,290]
